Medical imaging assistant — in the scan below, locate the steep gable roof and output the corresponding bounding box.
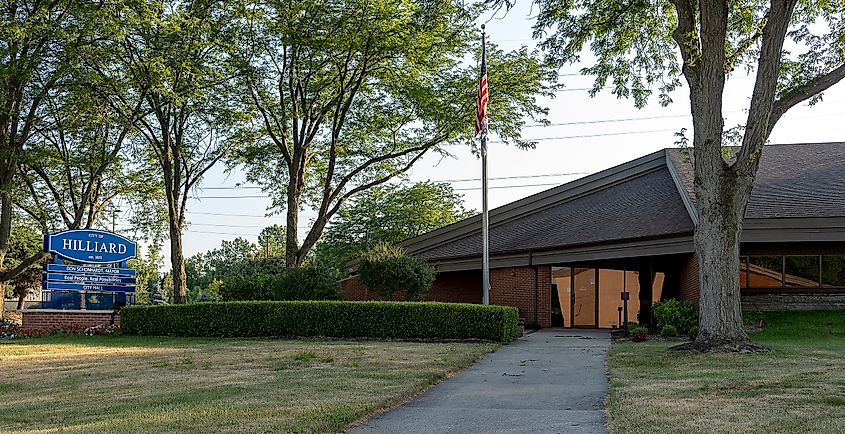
[382,142,845,270]
[666,143,845,219]
[403,149,694,263]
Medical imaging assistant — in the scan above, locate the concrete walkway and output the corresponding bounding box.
[350,328,609,434]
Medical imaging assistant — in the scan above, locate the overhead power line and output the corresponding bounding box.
[191,182,576,200]
[200,170,592,190]
[184,229,259,237]
[425,171,592,183]
[523,113,690,128]
[484,127,681,145]
[453,182,561,191]
[192,195,270,199]
[188,210,272,218]
[189,222,313,229]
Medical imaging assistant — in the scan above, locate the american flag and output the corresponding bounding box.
[475,39,488,137]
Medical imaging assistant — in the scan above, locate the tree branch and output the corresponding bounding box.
[669,0,701,83]
[771,63,845,121]
[734,0,799,175]
[0,252,49,282]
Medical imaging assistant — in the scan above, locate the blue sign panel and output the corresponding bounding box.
[44,273,136,285]
[43,229,137,264]
[42,281,136,293]
[43,264,136,277]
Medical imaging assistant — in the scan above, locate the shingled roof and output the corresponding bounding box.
[415,167,694,261]
[666,143,845,219]
[394,142,845,270]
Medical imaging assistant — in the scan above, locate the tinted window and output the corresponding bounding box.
[823,256,845,287]
[784,256,820,287]
[739,257,748,288]
[747,257,783,287]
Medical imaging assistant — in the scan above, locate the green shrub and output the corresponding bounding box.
[219,274,281,301]
[358,243,435,300]
[280,266,341,300]
[743,311,765,326]
[652,299,697,335]
[660,324,678,337]
[120,301,520,342]
[629,323,649,342]
[219,265,341,301]
[688,325,700,338]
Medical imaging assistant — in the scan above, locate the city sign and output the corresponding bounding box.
[41,229,138,310]
[43,229,137,265]
[44,264,136,277]
[44,273,136,285]
[42,281,137,293]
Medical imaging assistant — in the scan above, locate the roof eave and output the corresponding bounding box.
[399,148,671,258]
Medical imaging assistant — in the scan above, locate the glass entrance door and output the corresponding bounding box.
[571,268,598,327]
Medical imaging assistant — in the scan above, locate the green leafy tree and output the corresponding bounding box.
[185,237,259,291]
[257,224,285,258]
[0,0,117,318]
[218,265,340,301]
[184,252,210,293]
[230,0,555,269]
[117,0,246,303]
[358,243,436,301]
[509,0,845,350]
[316,182,473,270]
[203,237,258,275]
[16,82,147,233]
[2,225,44,309]
[128,243,164,305]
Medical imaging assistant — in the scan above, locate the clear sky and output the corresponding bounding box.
[128,2,845,263]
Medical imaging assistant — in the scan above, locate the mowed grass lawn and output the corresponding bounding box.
[607,310,845,434]
[0,336,497,433]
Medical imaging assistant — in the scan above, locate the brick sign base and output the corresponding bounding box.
[21,309,119,332]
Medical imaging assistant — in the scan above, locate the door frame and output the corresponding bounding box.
[570,267,599,328]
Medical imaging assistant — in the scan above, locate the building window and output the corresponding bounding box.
[822,256,845,287]
[652,272,665,303]
[551,267,572,327]
[784,256,821,287]
[572,268,596,327]
[747,256,784,287]
[743,255,845,290]
[596,269,640,328]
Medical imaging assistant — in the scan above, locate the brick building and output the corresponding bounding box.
[341,143,845,328]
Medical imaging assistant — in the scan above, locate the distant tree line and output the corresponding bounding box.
[1,0,552,312]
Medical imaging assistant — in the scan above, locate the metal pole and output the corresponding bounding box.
[481,25,490,305]
[111,208,121,232]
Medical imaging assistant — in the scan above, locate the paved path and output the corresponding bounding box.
[350,328,609,434]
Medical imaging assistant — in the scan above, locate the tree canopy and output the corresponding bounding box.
[512,0,845,349]
[315,182,473,270]
[229,0,555,268]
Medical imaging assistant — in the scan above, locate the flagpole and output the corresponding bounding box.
[481,24,490,305]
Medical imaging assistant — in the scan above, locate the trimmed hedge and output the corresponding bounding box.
[121,301,520,342]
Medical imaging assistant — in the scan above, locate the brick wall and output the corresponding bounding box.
[490,266,551,328]
[21,310,119,332]
[340,269,482,303]
[678,253,700,306]
[340,266,551,328]
[742,293,845,312]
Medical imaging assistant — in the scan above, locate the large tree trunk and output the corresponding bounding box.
[0,179,15,320]
[284,153,307,269]
[694,174,748,344]
[284,181,300,269]
[169,224,187,304]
